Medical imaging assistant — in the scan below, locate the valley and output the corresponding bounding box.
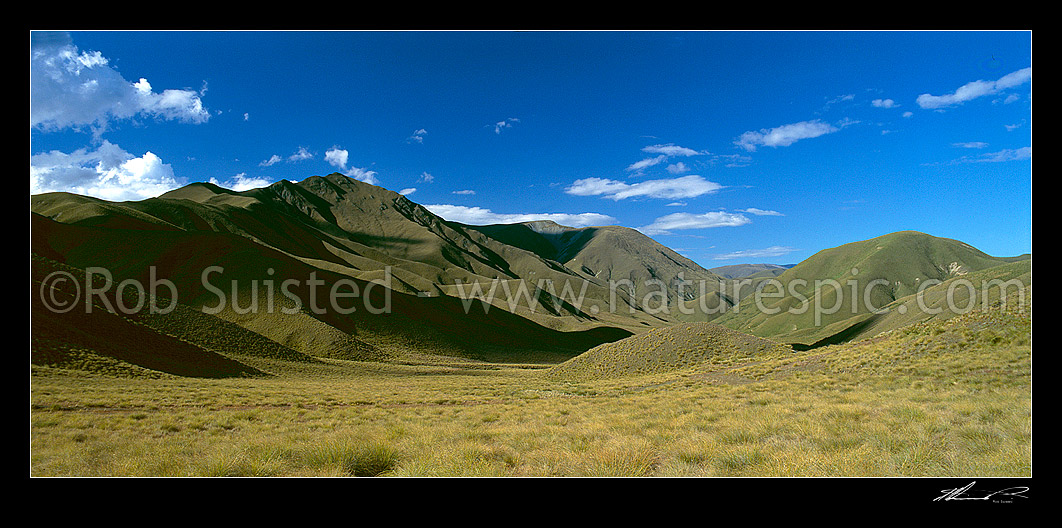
[29,173,1032,478]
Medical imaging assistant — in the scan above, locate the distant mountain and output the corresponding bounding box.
[709,263,795,280]
[711,231,1031,347]
[465,220,722,313]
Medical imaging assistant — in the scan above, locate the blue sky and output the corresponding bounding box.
[30,30,1032,267]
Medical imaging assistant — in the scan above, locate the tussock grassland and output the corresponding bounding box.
[30,294,1030,477]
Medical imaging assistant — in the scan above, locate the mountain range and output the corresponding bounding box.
[30,173,1031,377]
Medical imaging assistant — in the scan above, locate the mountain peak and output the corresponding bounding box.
[523,219,578,234]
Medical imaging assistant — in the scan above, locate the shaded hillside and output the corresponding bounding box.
[33,174,714,332]
[546,322,792,381]
[31,212,632,364]
[31,255,267,378]
[713,231,1030,347]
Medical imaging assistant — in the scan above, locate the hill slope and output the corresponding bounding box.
[37,173,725,366]
[712,231,1030,347]
[33,174,721,332]
[546,322,792,381]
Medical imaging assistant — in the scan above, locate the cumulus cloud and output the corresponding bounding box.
[871,98,897,108]
[424,204,615,227]
[734,119,842,152]
[666,162,689,174]
[209,173,271,192]
[916,67,1031,109]
[30,140,183,201]
[638,211,751,236]
[712,246,799,261]
[566,175,722,201]
[30,31,210,132]
[418,172,434,183]
[345,166,380,185]
[324,146,349,169]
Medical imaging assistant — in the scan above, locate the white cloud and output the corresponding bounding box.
[952,142,989,149]
[641,144,703,157]
[259,154,283,167]
[424,204,615,227]
[325,146,349,169]
[824,94,855,109]
[719,153,752,168]
[288,147,314,162]
[30,140,183,201]
[626,155,668,172]
[566,175,722,201]
[209,173,271,192]
[740,208,784,216]
[934,146,1032,166]
[638,211,751,236]
[627,144,704,173]
[408,128,427,143]
[398,187,417,196]
[734,119,842,152]
[345,166,379,185]
[966,147,1031,163]
[902,111,914,118]
[30,32,210,132]
[916,67,1031,109]
[453,189,476,195]
[418,172,434,183]
[493,117,520,134]
[666,202,687,207]
[871,98,897,108]
[666,162,689,174]
[712,246,798,261]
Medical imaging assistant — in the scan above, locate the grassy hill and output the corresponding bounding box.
[32,172,753,374]
[711,231,1030,347]
[33,174,724,333]
[31,255,269,378]
[30,175,1032,383]
[546,322,792,381]
[466,220,723,318]
[31,210,628,365]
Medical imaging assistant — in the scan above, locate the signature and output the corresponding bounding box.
[934,481,1029,502]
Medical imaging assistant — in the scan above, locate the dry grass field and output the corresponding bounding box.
[29,294,1030,478]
